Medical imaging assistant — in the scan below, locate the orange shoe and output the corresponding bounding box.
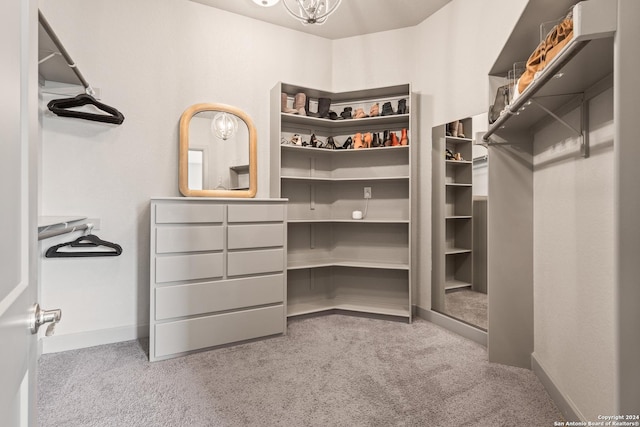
[400,128,408,145]
[391,132,400,146]
[363,132,372,148]
[354,133,365,149]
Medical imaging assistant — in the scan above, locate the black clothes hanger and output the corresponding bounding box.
[45,233,123,258]
[47,93,125,125]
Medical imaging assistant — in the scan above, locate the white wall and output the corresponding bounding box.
[38,0,332,352]
[533,88,615,419]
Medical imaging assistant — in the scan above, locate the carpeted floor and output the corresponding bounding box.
[38,314,562,426]
[444,289,488,330]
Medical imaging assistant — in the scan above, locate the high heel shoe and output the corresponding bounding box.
[340,107,352,120]
[400,128,408,145]
[341,136,353,149]
[353,133,366,149]
[353,108,367,119]
[290,134,302,145]
[327,136,337,149]
[381,102,394,116]
[371,133,382,147]
[363,132,372,148]
[369,103,380,117]
[382,130,391,147]
[397,99,407,115]
[310,133,319,148]
[391,132,400,146]
[457,122,465,138]
[281,93,298,114]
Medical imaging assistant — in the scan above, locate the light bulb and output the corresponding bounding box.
[212,112,238,141]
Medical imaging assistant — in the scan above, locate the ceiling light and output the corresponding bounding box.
[282,0,342,25]
[252,0,280,6]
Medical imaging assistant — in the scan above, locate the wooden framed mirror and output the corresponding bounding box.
[179,103,257,197]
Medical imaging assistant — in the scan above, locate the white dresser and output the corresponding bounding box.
[149,198,287,361]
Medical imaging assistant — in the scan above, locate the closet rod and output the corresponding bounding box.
[38,10,94,96]
[38,223,92,241]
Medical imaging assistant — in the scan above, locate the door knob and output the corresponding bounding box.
[30,303,62,336]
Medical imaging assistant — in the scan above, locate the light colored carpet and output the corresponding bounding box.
[445,289,488,330]
[38,315,562,426]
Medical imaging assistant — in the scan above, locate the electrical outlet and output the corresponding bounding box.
[364,187,372,199]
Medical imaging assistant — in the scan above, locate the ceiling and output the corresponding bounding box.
[189,0,452,40]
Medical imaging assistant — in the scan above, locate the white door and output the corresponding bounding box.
[0,0,39,426]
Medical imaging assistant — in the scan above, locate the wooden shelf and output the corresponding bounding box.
[281,175,409,182]
[446,160,472,165]
[281,112,410,129]
[281,144,409,154]
[445,248,472,255]
[287,300,411,319]
[445,280,473,291]
[288,219,409,224]
[287,259,409,271]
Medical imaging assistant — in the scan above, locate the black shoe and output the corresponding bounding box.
[381,102,394,116]
[327,136,337,149]
[310,133,318,148]
[383,130,391,146]
[340,137,353,149]
[371,133,382,147]
[340,107,352,120]
[397,99,407,115]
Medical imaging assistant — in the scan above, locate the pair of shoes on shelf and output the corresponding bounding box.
[305,97,333,119]
[340,107,352,119]
[281,92,307,115]
[447,120,465,138]
[353,132,370,149]
[353,108,367,119]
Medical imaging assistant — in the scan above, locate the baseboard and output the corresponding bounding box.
[414,306,487,347]
[41,324,149,354]
[531,352,585,422]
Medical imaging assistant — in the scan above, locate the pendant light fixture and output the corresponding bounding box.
[252,0,342,25]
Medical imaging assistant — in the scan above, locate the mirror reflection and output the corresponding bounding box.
[179,104,257,198]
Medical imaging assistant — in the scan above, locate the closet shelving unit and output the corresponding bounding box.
[481,0,617,367]
[432,119,474,313]
[270,82,415,321]
[483,0,616,153]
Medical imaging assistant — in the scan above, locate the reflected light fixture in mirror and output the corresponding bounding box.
[212,112,238,140]
[179,103,257,198]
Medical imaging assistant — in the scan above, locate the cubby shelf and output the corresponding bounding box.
[272,82,414,322]
[445,280,473,291]
[288,301,411,319]
[281,176,409,182]
[281,112,410,129]
[432,118,474,315]
[287,259,410,271]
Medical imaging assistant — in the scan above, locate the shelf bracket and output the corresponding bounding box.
[529,97,589,158]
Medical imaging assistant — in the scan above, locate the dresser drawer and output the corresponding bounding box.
[227,248,284,276]
[154,305,284,358]
[155,252,223,283]
[155,203,224,224]
[155,274,284,320]
[228,224,284,250]
[156,225,223,253]
[227,204,284,223]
